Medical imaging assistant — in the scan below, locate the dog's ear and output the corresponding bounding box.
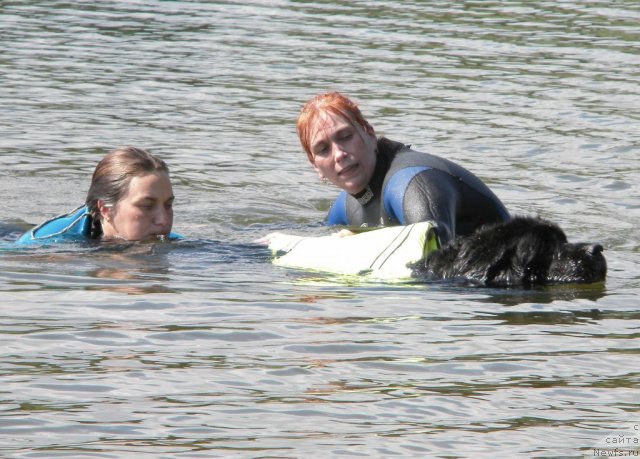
[513,226,566,285]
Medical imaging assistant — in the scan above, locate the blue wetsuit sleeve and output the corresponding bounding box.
[326,191,349,226]
[384,168,457,243]
[383,166,431,225]
[16,205,91,244]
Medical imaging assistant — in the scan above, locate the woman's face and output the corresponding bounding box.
[308,111,377,195]
[100,171,174,241]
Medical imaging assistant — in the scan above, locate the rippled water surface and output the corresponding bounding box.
[1,1,639,458]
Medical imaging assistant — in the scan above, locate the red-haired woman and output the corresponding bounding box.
[296,91,509,244]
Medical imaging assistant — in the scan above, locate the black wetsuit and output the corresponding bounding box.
[326,138,509,244]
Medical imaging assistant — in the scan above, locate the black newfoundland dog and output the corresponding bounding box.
[411,216,607,287]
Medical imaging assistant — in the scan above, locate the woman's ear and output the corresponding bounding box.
[97,200,112,223]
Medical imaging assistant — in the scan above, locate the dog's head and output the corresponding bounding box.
[545,242,606,285]
[412,217,607,287]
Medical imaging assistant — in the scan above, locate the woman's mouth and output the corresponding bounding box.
[338,163,358,178]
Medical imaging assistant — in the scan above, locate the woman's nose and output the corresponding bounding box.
[154,207,171,226]
[333,144,348,161]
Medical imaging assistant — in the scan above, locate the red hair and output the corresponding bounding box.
[296,92,371,163]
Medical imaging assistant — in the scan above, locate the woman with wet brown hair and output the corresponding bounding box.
[17,147,180,244]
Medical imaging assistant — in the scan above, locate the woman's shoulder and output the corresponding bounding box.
[15,205,91,245]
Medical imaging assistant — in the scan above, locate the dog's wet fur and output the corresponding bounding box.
[411,216,607,287]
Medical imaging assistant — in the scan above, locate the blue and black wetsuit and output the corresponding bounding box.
[326,138,509,244]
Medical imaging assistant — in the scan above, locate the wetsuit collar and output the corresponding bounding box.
[349,139,393,206]
[354,186,374,205]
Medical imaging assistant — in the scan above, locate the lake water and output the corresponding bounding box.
[1,1,639,458]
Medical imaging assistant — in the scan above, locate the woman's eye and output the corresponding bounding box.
[314,146,329,157]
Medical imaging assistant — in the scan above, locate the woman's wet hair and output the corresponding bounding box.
[85,147,169,238]
[296,91,372,163]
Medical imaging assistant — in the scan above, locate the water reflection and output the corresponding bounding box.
[0,236,272,295]
[476,282,608,306]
